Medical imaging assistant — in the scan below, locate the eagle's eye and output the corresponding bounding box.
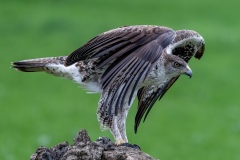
[173,62,181,68]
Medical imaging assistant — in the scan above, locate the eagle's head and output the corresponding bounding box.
[164,54,192,78]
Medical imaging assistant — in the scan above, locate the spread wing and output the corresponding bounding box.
[134,30,205,133]
[65,25,176,115]
[65,26,175,66]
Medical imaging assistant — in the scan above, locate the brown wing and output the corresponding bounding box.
[65,26,175,66]
[65,25,176,115]
[134,30,205,133]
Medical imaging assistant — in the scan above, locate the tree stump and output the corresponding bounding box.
[30,129,158,160]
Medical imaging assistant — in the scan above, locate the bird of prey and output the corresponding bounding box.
[12,25,205,145]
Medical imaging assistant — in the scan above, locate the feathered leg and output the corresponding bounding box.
[111,115,125,144]
[117,90,137,143]
[116,108,129,143]
[97,89,137,144]
[97,93,125,144]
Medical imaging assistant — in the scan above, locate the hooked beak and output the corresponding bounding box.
[184,66,192,78]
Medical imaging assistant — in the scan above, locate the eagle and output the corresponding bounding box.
[12,25,205,145]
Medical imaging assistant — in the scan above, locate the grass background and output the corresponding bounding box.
[1,0,239,159]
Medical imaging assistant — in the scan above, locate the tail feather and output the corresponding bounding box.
[12,61,46,72]
[11,56,67,72]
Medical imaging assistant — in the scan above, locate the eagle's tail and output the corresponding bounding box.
[11,56,79,80]
[12,56,67,72]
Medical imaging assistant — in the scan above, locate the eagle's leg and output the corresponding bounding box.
[115,92,137,144]
[116,108,129,143]
[110,115,125,144]
[97,97,125,144]
[97,90,137,145]
[115,107,141,150]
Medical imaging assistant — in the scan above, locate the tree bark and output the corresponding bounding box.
[30,129,158,160]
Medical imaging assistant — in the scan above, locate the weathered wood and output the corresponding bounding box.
[30,129,158,160]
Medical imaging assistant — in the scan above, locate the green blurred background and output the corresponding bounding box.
[1,0,239,159]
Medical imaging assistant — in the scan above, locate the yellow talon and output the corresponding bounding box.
[115,139,126,145]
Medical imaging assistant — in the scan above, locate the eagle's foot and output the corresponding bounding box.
[118,143,141,150]
[97,137,112,145]
[96,137,115,150]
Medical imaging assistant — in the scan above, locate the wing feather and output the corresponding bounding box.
[65,26,176,117]
[100,39,170,115]
[65,32,135,64]
[65,26,174,65]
